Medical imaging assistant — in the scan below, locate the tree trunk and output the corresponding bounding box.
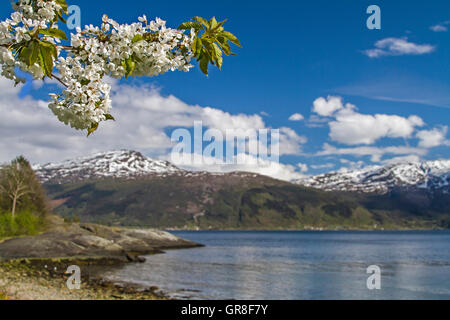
[11,194,17,219]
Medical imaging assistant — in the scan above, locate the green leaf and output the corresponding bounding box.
[192,16,210,28]
[30,41,41,66]
[199,55,209,76]
[132,34,144,43]
[212,43,223,69]
[19,40,40,67]
[39,28,68,41]
[178,21,203,30]
[105,114,115,121]
[40,40,58,59]
[221,31,242,47]
[122,57,136,79]
[209,17,218,29]
[193,37,202,59]
[215,19,228,30]
[217,37,231,56]
[38,44,55,78]
[87,122,99,137]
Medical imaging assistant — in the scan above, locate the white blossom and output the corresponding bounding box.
[1,1,198,131]
[49,15,194,130]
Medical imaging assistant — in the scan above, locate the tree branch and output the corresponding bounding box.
[52,73,68,88]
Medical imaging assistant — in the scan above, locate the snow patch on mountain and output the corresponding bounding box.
[33,150,182,184]
[294,160,450,194]
[33,150,264,184]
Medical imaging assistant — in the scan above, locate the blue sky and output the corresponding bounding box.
[0,0,449,179]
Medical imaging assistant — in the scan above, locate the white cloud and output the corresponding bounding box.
[338,159,366,172]
[0,78,306,183]
[310,163,335,170]
[317,143,427,163]
[278,127,307,155]
[168,152,306,181]
[312,96,351,117]
[416,126,449,148]
[364,37,435,58]
[297,163,308,173]
[311,96,425,145]
[381,155,421,165]
[288,113,304,121]
[330,113,424,145]
[430,21,450,32]
[305,114,329,128]
[430,25,447,32]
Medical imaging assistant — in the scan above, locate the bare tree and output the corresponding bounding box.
[0,156,33,219]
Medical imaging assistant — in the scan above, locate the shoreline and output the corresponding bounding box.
[168,227,450,232]
[0,246,203,300]
[0,217,203,300]
[0,257,171,300]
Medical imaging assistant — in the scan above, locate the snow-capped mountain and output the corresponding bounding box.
[33,150,182,184]
[33,150,450,195]
[33,150,262,184]
[295,160,450,194]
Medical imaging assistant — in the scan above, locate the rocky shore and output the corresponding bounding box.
[0,216,202,300]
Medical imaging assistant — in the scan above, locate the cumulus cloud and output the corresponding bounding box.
[167,152,306,181]
[330,113,424,145]
[288,113,304,121]
[311,96,425,145]
[364,37,435,58]
[0,78,307,182]
[416,126,449,148]
[312,96,352,117]
[278,127,307,155]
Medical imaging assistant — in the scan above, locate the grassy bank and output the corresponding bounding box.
[0,210,47,239]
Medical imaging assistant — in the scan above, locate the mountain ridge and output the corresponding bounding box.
[33,150,266,185]
[294,160,450,194]
[34,150,450,195]
[33,150,450,230]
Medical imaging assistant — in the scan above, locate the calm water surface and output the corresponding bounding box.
[104,231,450,300]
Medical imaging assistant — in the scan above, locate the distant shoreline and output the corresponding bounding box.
[166,227,450,232]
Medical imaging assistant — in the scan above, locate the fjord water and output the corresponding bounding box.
[104,231,450,299]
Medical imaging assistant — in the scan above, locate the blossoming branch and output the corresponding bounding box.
[0,0,241,135]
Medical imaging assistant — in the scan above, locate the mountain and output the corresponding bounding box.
[33,150,182,184]
[35,150,450,230]
[295,160,450,194]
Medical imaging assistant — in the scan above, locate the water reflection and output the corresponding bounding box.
[103,231,450,300]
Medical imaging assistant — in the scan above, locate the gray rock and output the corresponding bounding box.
[0,217,202,262]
